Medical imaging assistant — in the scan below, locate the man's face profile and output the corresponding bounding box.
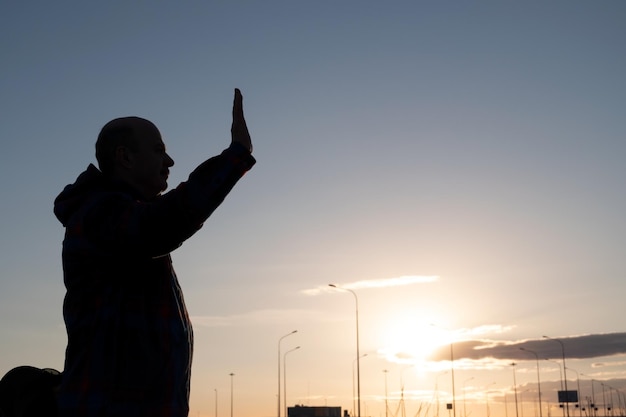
[117,119,175,199]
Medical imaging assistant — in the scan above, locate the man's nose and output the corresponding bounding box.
[165,153,174,167]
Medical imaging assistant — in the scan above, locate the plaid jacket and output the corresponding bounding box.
[54,144,255,417]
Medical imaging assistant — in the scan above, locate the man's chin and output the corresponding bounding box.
[150,181,168,197]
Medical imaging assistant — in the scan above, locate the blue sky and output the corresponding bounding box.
[1,2,626,417]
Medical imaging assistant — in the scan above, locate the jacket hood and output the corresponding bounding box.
[54,164,106,227]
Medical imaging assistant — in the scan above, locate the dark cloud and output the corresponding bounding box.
[427,332,626,362]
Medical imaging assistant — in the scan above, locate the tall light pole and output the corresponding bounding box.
[450,341,457,417]
[353,354,368,417]
[230,373,235,417]
[601,383,609,417]
[544,336,570,417]
[544,358,565,417]
[278,330,298,417]
[610,386,624,417]
[400,365,415,401]
[590,377,597,417]
[520,389,531,417]
[383,370,389,417]
[486,382,496,417]
[399,365,415,417]
[215,388,218,417]
[610,385,623,417]
[520,347,543,417]
[431,324,456,417]
[283,346,300,417]
[436,371,449,417]
[329,284,361,417]
[607,385,616,417]
[581,374,597,417]
[284,346,301,417]
[512,363,520,417]
[544,359,564,392]
[464,377,474,417]
[565,367,582,417]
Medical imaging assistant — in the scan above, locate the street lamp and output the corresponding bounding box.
[230,373,235,417]
[580,374,597,417]
[543,336,570,417]
[435,371,449,417]
[600,383,610,417]
[520,347,543,417]
[606,384,619,417]
[353,354,368,417]
[430,324,457,417]
[383,370,389,417]
[329,283,361,417]
[544,359,564,391]
[485,381,497,417]
[450,341,457,417]
[284,346,301,417]
[544,359,565,417]
[278,330,298,417]
[400,365,415,397]
[520,389,531,417]
[613,388,626,416]
[215,388,218,417]
[463,377,474,417]
[565,367,582,417]
[512,363,520,417]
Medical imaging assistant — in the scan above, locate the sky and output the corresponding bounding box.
[1,2,626,417]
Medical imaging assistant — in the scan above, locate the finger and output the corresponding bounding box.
[233,88,243,121]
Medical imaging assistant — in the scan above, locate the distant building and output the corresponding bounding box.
[287,405,344,417]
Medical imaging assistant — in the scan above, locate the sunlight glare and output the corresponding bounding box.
[378,317,455,366]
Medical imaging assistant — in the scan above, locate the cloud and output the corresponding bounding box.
[191,308,337,327]
[426,332,626,363]
[459,324,515,337]
[345,275,439,289]
[301,275,438,295]
[592,359,626,368]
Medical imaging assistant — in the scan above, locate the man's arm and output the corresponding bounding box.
[83,90,256,258]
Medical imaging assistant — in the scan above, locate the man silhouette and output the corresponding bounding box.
[54,89,255,416]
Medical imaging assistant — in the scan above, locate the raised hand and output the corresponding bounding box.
[231,88,252,153]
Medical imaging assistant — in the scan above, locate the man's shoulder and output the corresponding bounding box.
[55,166,141,227]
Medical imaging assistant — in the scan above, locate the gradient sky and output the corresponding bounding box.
[1,2,625,417]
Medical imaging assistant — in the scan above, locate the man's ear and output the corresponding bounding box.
[114,145,134,169]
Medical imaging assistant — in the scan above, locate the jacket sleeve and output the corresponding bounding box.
[84,143,255,258]
[182,142,256,223]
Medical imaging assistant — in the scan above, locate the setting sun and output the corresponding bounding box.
[378,317,456,369]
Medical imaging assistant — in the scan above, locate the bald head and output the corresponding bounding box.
[95,117,159,174]
[95,116,174,198]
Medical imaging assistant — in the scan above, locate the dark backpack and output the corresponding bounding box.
[0,366,61,417]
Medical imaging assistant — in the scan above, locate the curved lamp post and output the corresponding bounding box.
[329,283,361,417]
[463,377,474,417]
[284,346,301,417]
[485,382,496,417]
[520,347,543,417]
[512,362,520,417]
[278,330,298,417]
[581,373,597,417]
[435,371,449,417]
[565,367,582,417]
[230,373,235,417]
[544,336,569,417]
[383,369,389,417]
[353,354,368,417]
[431,323,456,417]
